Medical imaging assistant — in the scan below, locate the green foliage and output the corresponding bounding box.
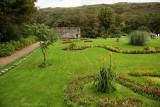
[0,0,37,42]
[1,25,22,42]
[37,3,160,38]
[69,43,76,49]
[97,7,115,34]
[0,36,37,57]
[26,23,57,67]
[0,43,15,57]
[94,55,116,93]
[129,31,150,46]
[138,26,151,33]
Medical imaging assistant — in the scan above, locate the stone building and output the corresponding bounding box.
[52,27,81,39]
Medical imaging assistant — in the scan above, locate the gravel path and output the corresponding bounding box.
[0,42,40,67]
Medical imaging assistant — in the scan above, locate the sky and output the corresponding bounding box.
[35,0,160,8]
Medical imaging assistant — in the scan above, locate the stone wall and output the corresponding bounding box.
[52,27,81,39]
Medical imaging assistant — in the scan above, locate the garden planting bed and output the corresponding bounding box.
[63,74,160,106]
[63,45,160,54]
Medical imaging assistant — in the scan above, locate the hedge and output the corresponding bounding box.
[0,36,38,57]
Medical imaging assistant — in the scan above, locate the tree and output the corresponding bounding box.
[97,7,115,35]
[138,26,151,33]
[148,13,160,35]
[0,0,37,42]
[26,23,57,67]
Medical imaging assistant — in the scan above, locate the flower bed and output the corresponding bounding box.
[116,75,160,100]
[63,45,160,54]
[62,39,72,44]
[147,77,160,87]
[84,40,93,42]
[63,75,146,106]
[80,38,88,40]
[128,68,160,77]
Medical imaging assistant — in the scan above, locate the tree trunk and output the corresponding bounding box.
[42,48,46,64]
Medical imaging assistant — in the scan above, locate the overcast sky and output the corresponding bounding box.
[35,0,160,8]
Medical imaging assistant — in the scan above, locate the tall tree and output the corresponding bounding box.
[97,7,115,34]
[148,13,160,35]
[0,0,37,42]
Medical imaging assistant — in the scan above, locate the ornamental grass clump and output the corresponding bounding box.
[129,31,150,46]
[94,51,116,93]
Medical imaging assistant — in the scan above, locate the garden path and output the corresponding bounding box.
[0,42,40,67]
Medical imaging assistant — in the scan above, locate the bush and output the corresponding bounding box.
[1,25,22,42]
[0,36,38,57]
[0,43,15,57]
[129,31,150,46]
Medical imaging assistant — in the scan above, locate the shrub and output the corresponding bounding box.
[0,36,38,57]
[0,43,15,57]
[129,31,150,46]
[1,24,22,42]
[10,40,19,50]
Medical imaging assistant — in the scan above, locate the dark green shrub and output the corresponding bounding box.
[1,25,22,42]
[16,41,24,50]
[129,31,150,46]
[28,36,38,43]
[0,36,38,57]
[0,43,15,57]
[10,40,19,50]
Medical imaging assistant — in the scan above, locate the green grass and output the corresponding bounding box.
[0,38,160,107]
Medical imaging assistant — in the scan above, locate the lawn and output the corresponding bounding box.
[0,38,160,107]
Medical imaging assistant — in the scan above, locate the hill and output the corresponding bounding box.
[36,2,160,36]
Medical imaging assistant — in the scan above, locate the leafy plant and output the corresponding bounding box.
[94,52,116,93]
[26,23,57,67]
[69,43,76,49]
[129,31,150,46]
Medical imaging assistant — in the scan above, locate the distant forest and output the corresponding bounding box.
[37,2,160,38]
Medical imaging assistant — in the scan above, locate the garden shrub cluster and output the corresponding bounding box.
[129,31,150,46]
[0,36,38,57]
[63,75,146,106]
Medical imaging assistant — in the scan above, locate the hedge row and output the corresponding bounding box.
[0,36,38,57]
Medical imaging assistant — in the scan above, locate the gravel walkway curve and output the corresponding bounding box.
[0,42,40,67]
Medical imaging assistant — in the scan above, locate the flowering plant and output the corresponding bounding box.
[128,68,160,77]
[63,75,146,106]
[94,51,116,93]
